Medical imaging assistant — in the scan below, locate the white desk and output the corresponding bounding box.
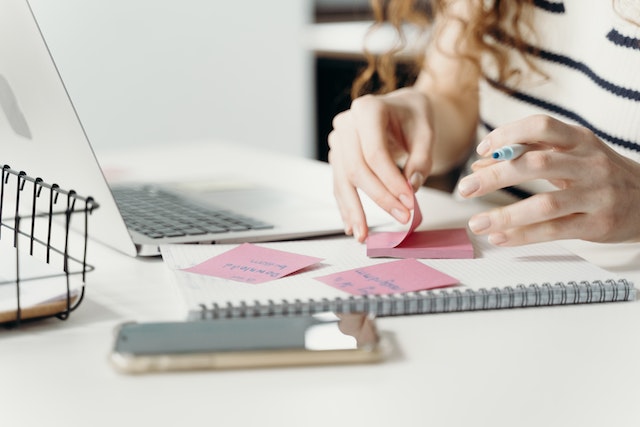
[2,141,640,427]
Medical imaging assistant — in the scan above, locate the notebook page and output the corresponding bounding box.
[160,234,623,314]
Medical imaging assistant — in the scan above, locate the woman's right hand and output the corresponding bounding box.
[327,87,435,242]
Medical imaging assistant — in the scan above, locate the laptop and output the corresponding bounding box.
[0,0,346,257]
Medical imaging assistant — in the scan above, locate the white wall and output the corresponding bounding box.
[28,0,314,158]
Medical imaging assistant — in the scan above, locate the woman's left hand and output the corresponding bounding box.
[457,115,640,245]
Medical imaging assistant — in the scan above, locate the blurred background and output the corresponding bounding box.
[29,0,383,161]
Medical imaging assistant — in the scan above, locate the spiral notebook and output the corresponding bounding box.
[160,235,635,320]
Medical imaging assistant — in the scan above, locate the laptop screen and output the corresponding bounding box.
[0,0,137,255]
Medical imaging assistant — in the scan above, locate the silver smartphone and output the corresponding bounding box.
[110,312,384,374]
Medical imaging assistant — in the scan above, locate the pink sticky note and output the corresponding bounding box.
[367,228,474,259]
[182,243,323,284]
[366,192,473,259]
[380,188,424,248]
[315,258,458,296]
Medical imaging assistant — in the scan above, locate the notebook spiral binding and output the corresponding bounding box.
[0,164,99,326]
[190,279,635,320]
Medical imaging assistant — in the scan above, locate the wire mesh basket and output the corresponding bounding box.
[0,164,98,326]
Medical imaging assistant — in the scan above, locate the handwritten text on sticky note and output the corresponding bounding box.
[315,258,458,296]
[182,243,323,284]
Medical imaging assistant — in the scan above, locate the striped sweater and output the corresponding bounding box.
[478,0,640,167]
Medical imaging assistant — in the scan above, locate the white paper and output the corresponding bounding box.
[160,235,624,316]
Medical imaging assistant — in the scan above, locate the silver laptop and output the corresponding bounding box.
[0,0,345,257]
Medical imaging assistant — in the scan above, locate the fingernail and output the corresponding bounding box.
[353,226,362,242]
[476,139,490,156]
[399,193,413,209]
[457,177,479,197]
[344,226,352,236]
[391,208,409,223]
[469,160,482,172]
[468,215,491,233]
[409,172,424,191]
[488,233,507,246]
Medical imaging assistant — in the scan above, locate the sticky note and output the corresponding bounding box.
[366,227,474,258]
[315,258,458,296]
[182,243,323,284]
[366,192,474,259]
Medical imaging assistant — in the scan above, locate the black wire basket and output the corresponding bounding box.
[0,164,98,326]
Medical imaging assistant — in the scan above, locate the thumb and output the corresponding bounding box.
[403,150,432,192]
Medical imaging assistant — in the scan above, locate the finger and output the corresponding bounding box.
[402,113,433,192]
[328,125,370,240]
[405,157,431,193]
[332,156,411,240]
[467,189,587,236]
[331,109,351,130]
[350,165,412,224]
[331,174,369,242]
[350,96,415,209]
[483,213,595,246]
[469,157,498,171]
[458,150,580,198]
[479,115,584,156]
[328,128,411,232]
[386,89,433,191]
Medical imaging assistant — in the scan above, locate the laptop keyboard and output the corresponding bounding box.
[112,186,273,239]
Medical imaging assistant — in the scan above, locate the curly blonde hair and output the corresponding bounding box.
[351,0,536,99]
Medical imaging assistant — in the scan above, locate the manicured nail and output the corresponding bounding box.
[409,172,425,191]
[391,208,409,223]
[488,233,507,246]
[399,193,413,209]
[468,215,491,233]
[457,177,479,197]
[476,139,490,156]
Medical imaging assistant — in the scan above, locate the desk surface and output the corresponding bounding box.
[2,140,640,427]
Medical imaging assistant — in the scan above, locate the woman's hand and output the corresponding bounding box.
[458,115,640,245]
[328,87,435,242]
